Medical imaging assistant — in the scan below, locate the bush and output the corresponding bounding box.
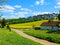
[46,36,54,42]
[34,27,40,30]
[6,24,11,31]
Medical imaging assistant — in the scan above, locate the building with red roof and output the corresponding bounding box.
[40,21,59,31]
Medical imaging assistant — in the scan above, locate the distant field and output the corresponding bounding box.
[10,20,48,29]
[24,30,60,44]
[0,28,42,45]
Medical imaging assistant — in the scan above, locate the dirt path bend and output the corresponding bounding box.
[12,29,60,45]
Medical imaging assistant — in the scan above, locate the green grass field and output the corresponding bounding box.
[24,30,60,44]
[10,20,48,29]
[0,28,42,45]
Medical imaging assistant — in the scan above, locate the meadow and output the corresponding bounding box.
[24,30,60,44]
[0,28,42,45]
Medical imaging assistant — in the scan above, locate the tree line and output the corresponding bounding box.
[7,17,41,24]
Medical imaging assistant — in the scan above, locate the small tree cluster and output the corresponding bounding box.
[1,18,11,31]
[1,18,6,28]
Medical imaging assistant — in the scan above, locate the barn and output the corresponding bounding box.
[40,21,59,31]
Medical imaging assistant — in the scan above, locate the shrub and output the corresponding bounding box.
[34,27,40,30]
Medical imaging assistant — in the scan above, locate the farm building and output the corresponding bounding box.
[40,21,59,31]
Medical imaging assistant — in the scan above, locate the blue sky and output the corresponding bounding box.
[0,0,60,19]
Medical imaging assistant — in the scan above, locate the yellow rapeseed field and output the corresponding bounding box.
[10,20,48,29]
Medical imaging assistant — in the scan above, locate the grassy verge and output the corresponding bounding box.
[0,28,42,45]
[24,30,60,44]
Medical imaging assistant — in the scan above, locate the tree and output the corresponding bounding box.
[1,18,6,28]
[57,10,60,20]
[58,14,60,20]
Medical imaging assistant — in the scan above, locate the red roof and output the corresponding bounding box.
[41,21,58,26]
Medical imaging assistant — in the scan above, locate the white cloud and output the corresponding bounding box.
[20,8,32,12]
[40,0,44,5]
[54,6,60,8]
[35,0,44,5]
[55,0,60,8]
[4,5,15,10]
[10,15,19,19]
[35,1,40,5]
[2,11,29,19]
[14,12,29,18]
[32,11,51,15]
[18,12,28,15]
[1,4,52,19]
[0,5,15,13]
[0,5,31,13]
[2,16,7,19]
[14,5,22,8]
[42,12,50,14]
[57,2,60,5]
[0,5,33,18]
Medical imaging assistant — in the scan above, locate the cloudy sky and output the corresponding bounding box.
[0,0,60,19]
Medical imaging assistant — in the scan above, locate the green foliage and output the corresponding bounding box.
[0,28,42,45]
[24,30,60,44]
[58,13,60,20]
[7,18,41,24]
[1,18,6,28]
[6,24,11,31]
